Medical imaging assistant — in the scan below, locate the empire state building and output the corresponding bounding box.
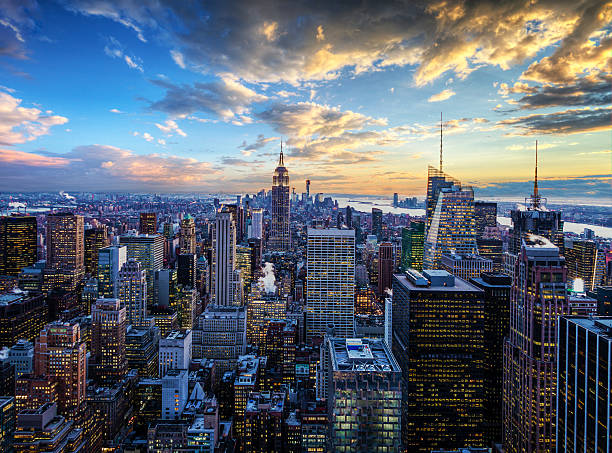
[269,143,291,251]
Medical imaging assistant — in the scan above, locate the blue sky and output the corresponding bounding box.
[0,0,610,199]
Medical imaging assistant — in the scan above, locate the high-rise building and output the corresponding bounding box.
[84,226,108,277]
[345,205,353,229]
[565,238,605,291]
[557,316,612,452]
[326,337,402,451]
[269,145,291,251]
[91,298,127,384]
[0,215,37,276]
[393,269,485,451]
[212,211,242,306]
[173,286,197,330]
[441,252,493,281]
[371,208,383,241]
[8,339,34,378]
[139,212,157,235]
[118,259,147,327]
[235,245,252,296]
[377,242,395,296]
[400,221,424,271]
[119,232,164,303]
[46,212,84,271]
[477,237,504,273]
[306,228,355,340]
[0,396,15,452]
[474,201,497,236]
[126,326,158,378]
[161,369,188,420]
[425,165,458,234]
[179,215,196,254]
[248,208,263,239]
[423,179,478,269]
[0,292,47,348]
[469,272,512,445]
[503,235,569,453]
[34,321,87,414]
[159,330,192,378]
[97,245,127,298]
[177,253,196,288]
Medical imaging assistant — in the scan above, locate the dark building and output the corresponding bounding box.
[588,286,612,315]
[0,215,37,277]
[371,208,383,241]
[557,316,612,452]
[84,227,108,277]
[477,237,503,273]
[139,212,157,235]
[393,269,485,451]
[377,242,395,296]
[177,253,196,288]
[470,272,511,445]
[0,292,47,348]
[401,221,425,271]
[345,206,352,229]
[474,201,497,235]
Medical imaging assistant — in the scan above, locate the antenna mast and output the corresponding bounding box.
[533,140,540,208]
[439,112,443,172]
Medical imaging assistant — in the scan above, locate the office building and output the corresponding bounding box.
[8,339,34,378]
[154,268,176,308]
[377,242,395,296]
[477,237,504,273]
[503,235,569,453]
[46,212,84,272]
[248,208,263,239]
[243,391,287,452]
[306,228,355,340]
[84,226,108,277]
[269,146,291,251]
[97,245,127,298]
[0,215,37,277]
[393,269,485,451]
[139,212,157,235]
[177,252,197,288]
[246,289,286,346]
[401,221,424,271]
[161,368,189,420]
[0,396,15,452]
[159,330,192,378]
[0,292,47,348]
[91,298,127,384]
[425,165,459,234]
[236,244,253,296]
[371,208,383,241]
[118,259,148,327]
[119,232,164,303]
[126,326,158,378]
[441,252,493,281]
[179,215,196,254]
[474,201,497,235]
[326,337,401,451]
[173,286,198,330]
[212,211,242,306]
[557,316,612,452]
[565,238,605,291]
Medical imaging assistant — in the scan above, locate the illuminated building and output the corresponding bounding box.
[557,316,612,452]
[474,201,497,236]
[118,259,147,327]
[371,208,383,241]
[503,235,569,453]
[91,298,127,384]
[326,337,401,451]
[377,242,395,296]
[469,272,512,445]
[15,376,58,412]
[568,293,598,316]
[97,245,127,298]
[246,286,286,346]
[159,330,192,378]
[236,244,253,296]
[150,306,178,338]
[179,215,196,254]
[139,212,157,235]
[119,232,164,303]
[441,252,493,281]
[306,228,355,340]
[172,286,198,330]
[0,397,15,452]
[126,326,158,378]
[393,269,486,451]
[13,403,86,453]
[425,165,459,235]
[248,208,263,239]
[154,268,176,308]
[243,391,286,452]
[134,378,162,434]
[476,237,503,273]
[17,261,44,293]
[84,227,108,277]
[81,277,98,315]
[0,292,47,348]
[196,255,210,300]
[354,286,380,316]
[423,181,478,270]
[161,368,188,420]
[212,211,242,306]
[234,354,262,439]
[269,145,291,251]
[8,339,34,378]
[0,215,37,276]
[301,401,327,452]
[34,321,87,415]
[401,221,424,271]
[565,238,605,291]
[177,252,196,288]
[46,212,84,272]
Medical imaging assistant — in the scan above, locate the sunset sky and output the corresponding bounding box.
[0,0,610,198]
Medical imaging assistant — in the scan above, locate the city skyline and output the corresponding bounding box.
[0,1,610,197]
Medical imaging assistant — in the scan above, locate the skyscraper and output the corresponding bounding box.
[557,316,612,452]
[46,212,84,271]
[377,242,395,296]
[401,221,424,271]
[371,208,383,241]
[212,210,242,306]
[97,245,127,298]
[269,145,291,251]
[393,269,486,451]
[425,165,458,234]
[84,226,108,277]
[306,228,355,340]
[503,235,569,453]
[179,215,196,254]
[0,215,37,276]
[248,208,263,239]
[474,201,497,236]
[564,238,605,291]
[91,298,127,384]
[119,232,164,303]
[118,259,147,327]
[139,212,157,235]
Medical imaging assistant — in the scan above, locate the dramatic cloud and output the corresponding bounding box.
[428,89,456,102]
[0,90,68,145]
[0,144,218,191]
[0,0,38,59]
[238,134,278,156]
[104,36,143,72]
[499,107,612,135]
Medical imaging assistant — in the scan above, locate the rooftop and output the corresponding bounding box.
[395,270,482,293]
[329,337,400,373]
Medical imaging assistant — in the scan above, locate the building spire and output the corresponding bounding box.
[439,112,443,172]
[532,139,540,208]
[279,139,284,166]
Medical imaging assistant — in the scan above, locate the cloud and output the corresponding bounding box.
[0,0,38,59]
[220,157,264,166]
[150,75,267,121]
[428,89,455,102]
[142,132,154,141]
[170,50,186,69]
[515,75,612,109]
[499,107,612,135]
[0,90,68,146]
[0,144,218,191]
[104,36,143,72]
[238,134,278,156]
[155,119,186,137]
[109,108,123,113]
[474,174,612,199]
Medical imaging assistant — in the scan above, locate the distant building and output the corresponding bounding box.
[377,242,395,296]
[401,221,424,271]
[269,147,291,251]
[474,201,497,235]
[0,292,47,348]
[179,215,196,254]
[139,212,157,235]
[371,208,383,241]
[565,238,606,291]
[46,212,84,273]
[84,226,108,277]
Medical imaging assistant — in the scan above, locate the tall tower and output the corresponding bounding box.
[84,226,108,277]
[269,142,291,251]
[179,215,196,254]
[212,210,242,306]
[0,214,37,276]
[46,212,84,271]
[91,298,127,384]
[118,259,147,327]
[503,235,569,453]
